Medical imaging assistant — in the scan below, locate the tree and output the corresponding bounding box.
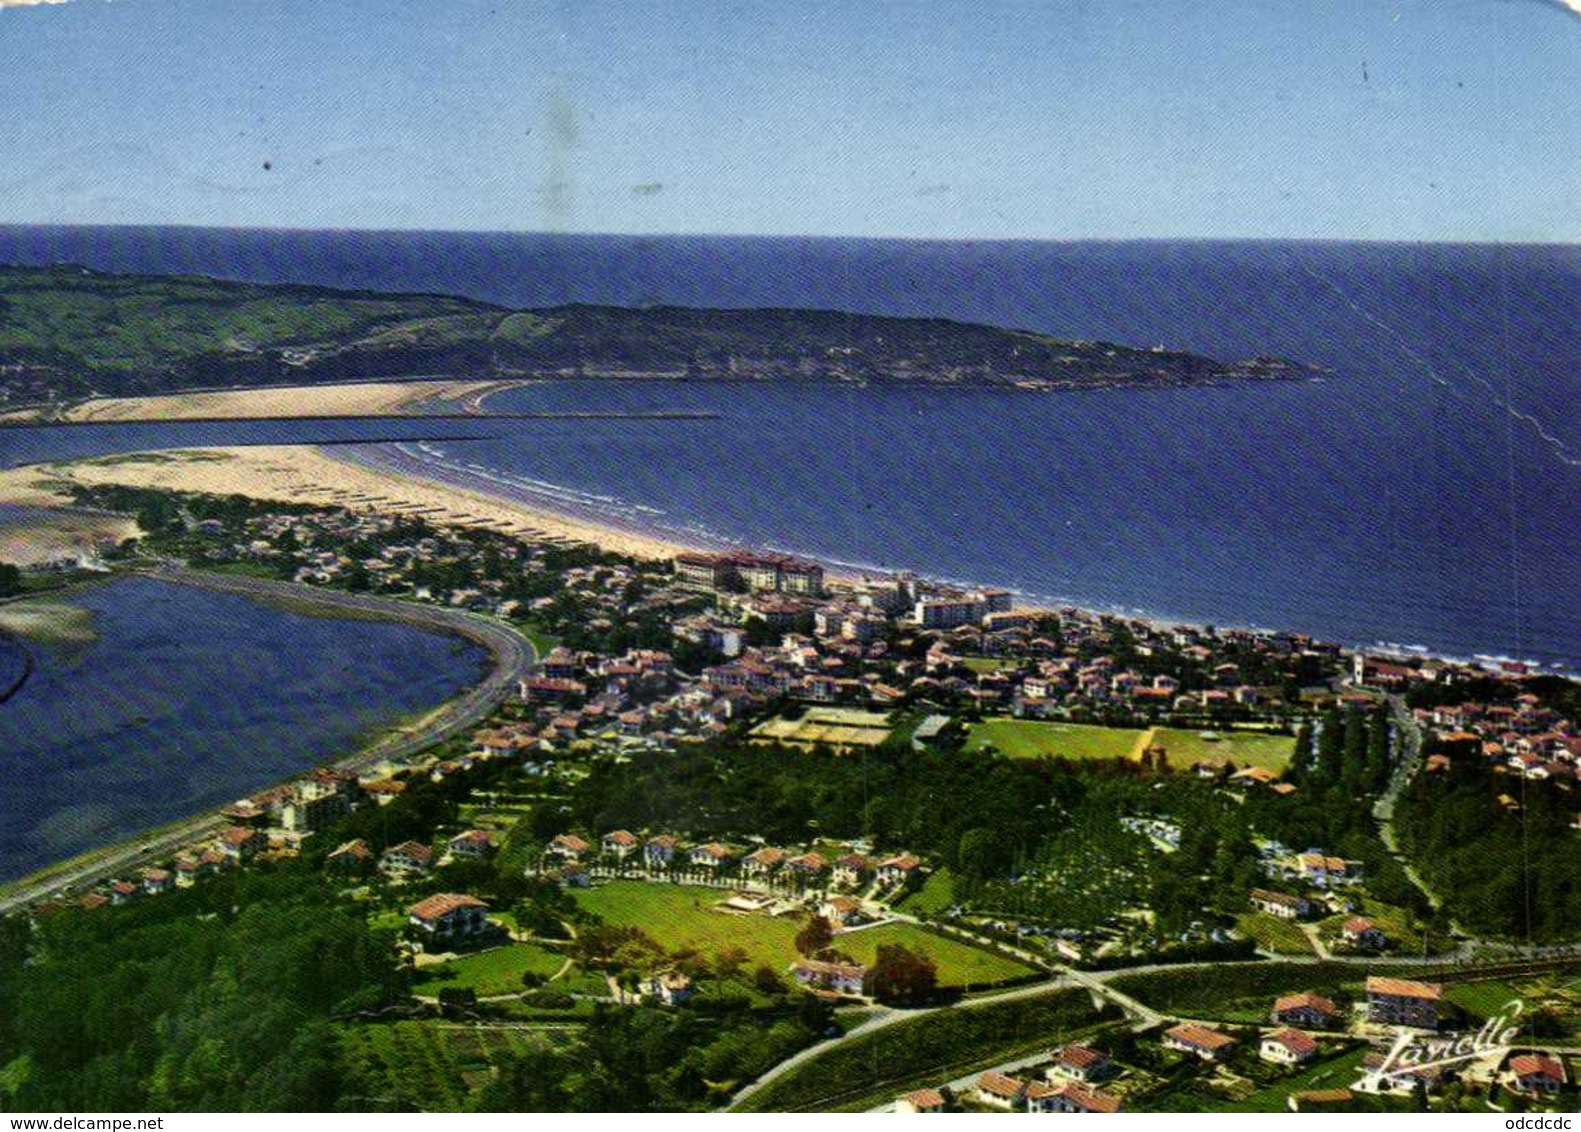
[753,964,786,996]
[865,943,938,1005]
[957,826,1010,881]
[713,945,748,980]
[0,562,21,597]
[794,915,834,958]
[437,986,477,1016]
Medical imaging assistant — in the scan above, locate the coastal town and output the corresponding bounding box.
[1,480,1578,1114]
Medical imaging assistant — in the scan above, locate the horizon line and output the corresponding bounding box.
[1,219,1578,250]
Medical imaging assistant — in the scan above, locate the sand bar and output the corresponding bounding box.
[13,379,522,424]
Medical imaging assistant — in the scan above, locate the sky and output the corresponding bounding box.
[1,0,1579,241]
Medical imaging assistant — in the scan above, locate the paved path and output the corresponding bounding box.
[0,564,536,916]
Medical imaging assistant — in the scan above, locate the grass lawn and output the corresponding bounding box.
[962,657,1018,674]
[1149,727,1295,772]
[1236,912,1317,956]
[897,867,956,917]
[573,880,1031,988]
[418,942,568,997]
[840,923,1034,987]
[1444,979,1524,1020]
[576,880,801,972]
[963,719,1144,762]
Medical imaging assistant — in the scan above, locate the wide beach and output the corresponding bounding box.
[0,443,700,563]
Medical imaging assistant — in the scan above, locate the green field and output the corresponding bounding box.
[897,867,956,917]
[573,881,1032,988]
[417,942,569,997]
[962,657,1018,674]
[1444,980,1524,1020]
[1149,727,1295,771]
[1236,912,1317,956]
[963,719,1144,762]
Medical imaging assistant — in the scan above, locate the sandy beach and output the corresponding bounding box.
[0,445,698,562]
[5,379,522,424]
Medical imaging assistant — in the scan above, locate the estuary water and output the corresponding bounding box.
[0,575,487,881]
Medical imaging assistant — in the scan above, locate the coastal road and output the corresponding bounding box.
[0,564,537,916]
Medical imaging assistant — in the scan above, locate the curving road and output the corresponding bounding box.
[0,564,536,916]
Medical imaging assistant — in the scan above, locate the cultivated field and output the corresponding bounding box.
[1147,726,1295,771]
[573,880,1032,988]
[752,707,895,750]
[963,719,1144,762]
[337,1020,572,1111]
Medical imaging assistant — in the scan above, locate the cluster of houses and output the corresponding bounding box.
[1245,845,1391,951]
[896,975,1572,1113]
[1414,689,1581,806]
[894,1042,1126,1114]
[540,828,923,896]
[663,552,1364,732]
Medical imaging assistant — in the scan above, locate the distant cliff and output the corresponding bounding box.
[0,264,1317,408]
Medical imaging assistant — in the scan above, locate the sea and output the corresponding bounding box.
[1,226,1578,671]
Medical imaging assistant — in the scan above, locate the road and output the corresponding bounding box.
[0,564,537,916]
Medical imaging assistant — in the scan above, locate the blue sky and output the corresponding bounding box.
[1,0,1578,240]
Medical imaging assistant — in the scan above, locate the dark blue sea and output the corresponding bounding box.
[1,226,1578,668]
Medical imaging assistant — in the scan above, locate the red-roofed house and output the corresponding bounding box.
[381,840,435,874]
[789,958,866,996]
[1046,1043,1117,1084]
[217,825,267,863]
[894,1087,946,1114]
[876,853,921,886]
[1271,992,1339,1028]
[743,846,786,876]
[688,842,734,869]
[1164,1023,1237,1062]
[1039,1082,1124,1114]
[1366,976,1442,1029]
[832,853,870,887]
[447,829,494,859]
[644,834,678,869]
[1260,1027,1319,1065]
[545,833,589,861]
[407,892,490,943]
[601,829,639,860]
[1508,1053,1567,1095]
[1342,917,1387,950]
[819,895,866,928]
[973,1071,1028,1109]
